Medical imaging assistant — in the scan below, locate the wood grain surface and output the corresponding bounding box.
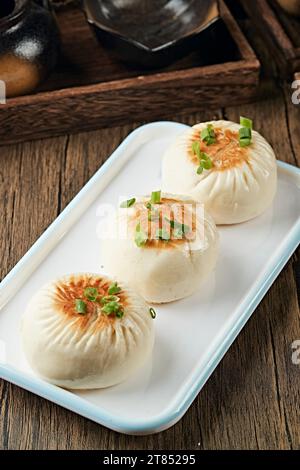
[0,93,299,450]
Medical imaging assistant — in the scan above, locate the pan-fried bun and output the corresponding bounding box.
[102,193,219,303]
[21,273,155,389]
[162,120,277,224]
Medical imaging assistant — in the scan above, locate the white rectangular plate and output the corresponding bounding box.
[0,122,299,435]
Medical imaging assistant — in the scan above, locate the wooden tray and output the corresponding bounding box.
[0,0,260,145]
[240,0,300,79]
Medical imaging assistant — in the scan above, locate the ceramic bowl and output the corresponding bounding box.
[82,0,219,68]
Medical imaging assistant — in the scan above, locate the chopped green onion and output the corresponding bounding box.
[201,124,216,145]
[108,282,121,295]
[191,142,214,173]
[196,152,213,174]
[199,151,209,160]
[155,228,170,241]
[100,295,120,305]
[120,198,136,208]
[239,127,252,147]
[239,128,252,138]
[164,217,190,236]
[102,301,118,313]
[239,117,253,147]
[149,307,156,319]
[150,190,161,204]
[240,116,253,129]
[239,138,252,147]
[192,140,201,158]
[102,301,123,316]
[201,158,213,170]
[83,287,98,301]
[75,299,87,314]
[135,222,148,247]
[145,202,152,210]
[115,309,124,318]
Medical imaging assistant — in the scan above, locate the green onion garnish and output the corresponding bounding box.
[239,116,253,147]
[83,287,98,301]
[150,190,161,204]
[135,222,148,247]
[155,228,170,241]
[191,140,214,173]
[115,309,124,319]
[201,158,213,170]
[164,217,190,236]
[75,299,87,314]
[145,202,152,210]
[240,116,253,130]
[120,198,136,208]
[102,301,118,314]
[196,151,213,174]
[100,295,120,305]
[239,127,252,147]
[201,124,216,145]
[108,282,121,295]
[102,301,123,317]
[192,140,201,158]
[149,307,156,319]
[199,151,209,160]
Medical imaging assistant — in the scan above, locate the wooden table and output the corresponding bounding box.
[0,87,299,450]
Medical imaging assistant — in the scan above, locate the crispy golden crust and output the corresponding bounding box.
[53,275,127,328]
[127,197,197,249]
[189,128,250,171]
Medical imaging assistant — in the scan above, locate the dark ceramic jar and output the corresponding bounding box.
[0,0,60,98]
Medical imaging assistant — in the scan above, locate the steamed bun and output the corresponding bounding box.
[162,120,277,224]
[101,193,219,303]
[21,273,154,389]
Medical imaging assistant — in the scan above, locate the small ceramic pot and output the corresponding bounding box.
[0,0,60,98]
